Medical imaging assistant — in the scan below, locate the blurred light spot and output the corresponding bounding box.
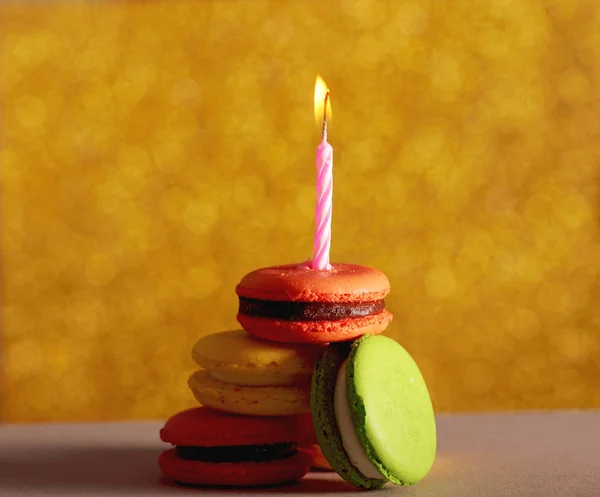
[161,187,191,220]
[355,34,385,67]
[114,59,156,104]
[551,329,588,363]
[296,185,315,218]
[553,192,591,229]
[183,199,218,234]
[425,265,458,299]
[395,3,428,38]
[430,51,463,102]
[7,340,43,376]
[342,0,386,29]
[166,110,200,139]
[65,298,106,336]
[537,283,574,315]
[85,253,118,286]
[186,266,222,299]
[117,145,152,183]
[152,141,185,172]
[558,69,590,104]
[170,78,203,108]
[232,174,266,208]
[507,308,541,340]
[463,362,496,395]
[547,0,579,21]
[82,84,113,115]
[15,95,47,127]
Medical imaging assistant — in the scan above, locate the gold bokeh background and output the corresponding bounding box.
[1,0,600,422]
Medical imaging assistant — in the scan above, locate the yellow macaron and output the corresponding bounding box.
[188,330,323,416]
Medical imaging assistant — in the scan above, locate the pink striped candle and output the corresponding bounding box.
[313,76,333,271]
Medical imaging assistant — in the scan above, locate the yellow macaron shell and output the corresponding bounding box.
[189,330,323,416]
[188,369,310,416]
[192,330,323,385]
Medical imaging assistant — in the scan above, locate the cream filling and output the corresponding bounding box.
[208,369,306,387]
[334,360,385,480]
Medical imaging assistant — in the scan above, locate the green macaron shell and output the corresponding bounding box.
[310,342,386,490]
[347,335,437,485]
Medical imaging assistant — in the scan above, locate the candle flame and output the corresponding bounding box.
[314,75,332,130]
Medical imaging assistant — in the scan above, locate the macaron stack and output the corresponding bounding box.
[159,328,323,487]
[159,262,437,489]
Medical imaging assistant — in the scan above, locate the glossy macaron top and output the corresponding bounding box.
[236,263,390,303]
[160,407,312,447]
[192,330,323,377]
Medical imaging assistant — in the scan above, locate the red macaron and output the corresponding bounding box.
[159,407,313,487]
[236,263,392,344]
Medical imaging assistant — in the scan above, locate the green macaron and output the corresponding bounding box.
[310,335,436,489]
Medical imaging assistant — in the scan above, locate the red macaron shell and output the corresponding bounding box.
[159,448,312,487]
[236,263,390,303]
[238,310,392,344]
[160,407,313,447]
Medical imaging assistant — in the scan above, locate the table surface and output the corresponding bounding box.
[0,411,599,497]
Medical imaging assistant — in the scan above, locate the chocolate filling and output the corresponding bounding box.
[176,442,297,463]
[238,297,385,321]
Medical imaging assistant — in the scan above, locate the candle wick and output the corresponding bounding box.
[322,91,329,141]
